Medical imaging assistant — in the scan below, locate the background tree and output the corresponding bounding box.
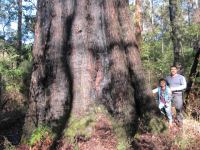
[16,0,22,65]
[169,0,183,69]
[0,0,17,40]
[17,0,22,52]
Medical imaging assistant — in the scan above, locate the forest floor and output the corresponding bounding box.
[56,114,118,150]
[131,118,200,150]
[1,103,200,150]
[12,114,200,150]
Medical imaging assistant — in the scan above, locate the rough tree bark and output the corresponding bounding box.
[23,0,157,143]
[169,0,183,69]
[135,0,142,45]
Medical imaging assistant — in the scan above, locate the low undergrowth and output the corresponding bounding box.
[132,115,200,150]
[29,126,54,146]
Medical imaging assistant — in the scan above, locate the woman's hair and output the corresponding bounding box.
[159,78,167,84]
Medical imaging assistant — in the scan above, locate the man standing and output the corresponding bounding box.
[166,66,187,126]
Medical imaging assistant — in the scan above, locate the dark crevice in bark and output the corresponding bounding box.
[41,19,53,124]
[50,1,77,149]
[88,41,137,59]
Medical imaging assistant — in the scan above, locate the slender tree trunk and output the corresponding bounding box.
[169,0,183,68]
[17,0,22,53]
[187,1,191,25]
[195,0,200,8]
[199,0,200,8]
[161,36,164,53]
[150,0,154,25]
[161,8,164,53]
[23,0,157,143]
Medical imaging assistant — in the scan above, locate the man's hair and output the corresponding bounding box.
[170,65,177,69]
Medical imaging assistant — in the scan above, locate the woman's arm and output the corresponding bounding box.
[152,88,158,93]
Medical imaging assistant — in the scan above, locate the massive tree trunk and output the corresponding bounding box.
[23,0,157,143]
[169,0,183,69]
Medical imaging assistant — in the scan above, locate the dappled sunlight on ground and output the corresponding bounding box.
[132,117,200,150]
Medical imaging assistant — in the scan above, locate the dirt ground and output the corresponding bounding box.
[3,113,200,150]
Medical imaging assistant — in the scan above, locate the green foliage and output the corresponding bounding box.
[195,76,200,83]
[0,39,32,92]
[174,135,193,150]
[113,123,130,150]
[182,24,200,45]
[73,144,80,150]
[140,23,196,85]
[129,0,200,86]
[141,29,173,85]
[29,126,54,146]
[136,113,167,134]
[148,117,167,134]
[117,141,128,150]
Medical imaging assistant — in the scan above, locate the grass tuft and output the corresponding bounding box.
[29,125,54,146]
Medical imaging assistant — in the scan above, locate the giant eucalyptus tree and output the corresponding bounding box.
[23,0,157,144]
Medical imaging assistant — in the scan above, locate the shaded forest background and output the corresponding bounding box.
[0,0,200,149]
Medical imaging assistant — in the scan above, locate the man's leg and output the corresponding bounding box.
[173,93,184,125]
